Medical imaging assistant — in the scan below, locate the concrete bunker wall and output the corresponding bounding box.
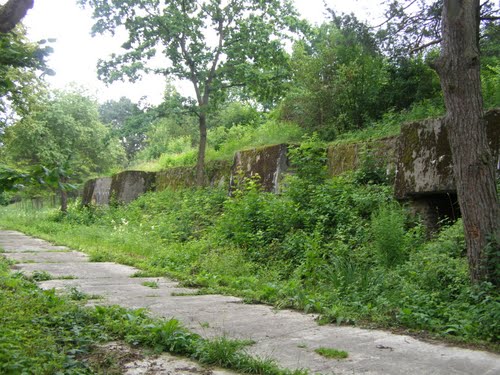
[230,144,289,193]
[82,108,499,231]
[110,171,156,204]
[394,108,500,230]
[82,177,112,206]
[156,160,231,192]
[327,137,398,178]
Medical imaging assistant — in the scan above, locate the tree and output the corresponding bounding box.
[80,0,299,184]
[0,0,33,33]
[99,97,153,161]
[434,0,499,285]
[280,15,388,139]
[0,25,53,134]
[3,88,125,211]
[379,0,499,285]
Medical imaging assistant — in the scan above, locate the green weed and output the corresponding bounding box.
[30,270,53,281]
[1,171,498,349]
[0,257,308,374]
[141,280,159,289]
[314,347,348,359]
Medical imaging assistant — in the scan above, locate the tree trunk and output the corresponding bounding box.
[435,0,499,286]
[0,0,34,33]
[195,111,207,186]
[59,175,68,213]
[60,188,68,213]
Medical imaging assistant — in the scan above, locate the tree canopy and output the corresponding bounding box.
[3,88,125,188]
[80,0,301,184]
[0,25,53,133]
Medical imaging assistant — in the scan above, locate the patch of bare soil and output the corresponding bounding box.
[83,342,235,375]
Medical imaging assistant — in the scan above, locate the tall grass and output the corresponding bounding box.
[1,168,498,349]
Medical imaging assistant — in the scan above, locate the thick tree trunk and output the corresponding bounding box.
[195,111,207,186]
[435,0,499,285]
[0,0,34,33]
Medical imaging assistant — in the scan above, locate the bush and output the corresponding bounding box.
[371,205,408,267]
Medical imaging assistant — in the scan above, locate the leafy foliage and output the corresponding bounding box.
[99,97,155,161]
[0,25,53,131]
[280,18,389,139]
[2,88,125,193]
[80,0,302,181]
[3,155,498,348]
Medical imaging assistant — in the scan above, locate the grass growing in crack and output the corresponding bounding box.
[314,347,348,359]
[171,290,206,297]
[58,275,78,280]
[141,280,159,289]
[30,270,53,281]
[132,270,166,278]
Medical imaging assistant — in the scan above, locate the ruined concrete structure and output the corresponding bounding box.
[393,109,499,230]
[156,160,231,191]
[82,109,499,230]
[81,177,112,206]
[230,144,289,193]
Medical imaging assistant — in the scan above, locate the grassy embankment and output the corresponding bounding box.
[1,137,498,352]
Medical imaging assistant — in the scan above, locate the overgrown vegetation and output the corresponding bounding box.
[1,141,498,350]
[1,0,499,364]
[0,256,307,374]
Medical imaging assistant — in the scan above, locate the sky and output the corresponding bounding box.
[17,0,382,105]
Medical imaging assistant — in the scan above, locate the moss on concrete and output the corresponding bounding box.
[156,160,232,191]
[110,171,156,204]
[395,108,500,200]
[230,144,289,193]
[327,136,398,177]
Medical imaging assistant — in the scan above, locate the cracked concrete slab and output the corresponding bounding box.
[1,229,499,375]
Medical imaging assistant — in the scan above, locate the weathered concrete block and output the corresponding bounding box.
[327,137,398,177]
[395,108,500,199]
[230,144,289,193]
[110,171,156,204]
[156,160,231,191]
[81,177,112,206]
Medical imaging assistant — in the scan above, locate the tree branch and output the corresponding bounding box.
[409,37,442,54]
[369,0,419,29]
[0,0,34,33]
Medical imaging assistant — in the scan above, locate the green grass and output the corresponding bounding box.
[1,171,498,352]
[0,256,308,374]
[314,347,348,359]
[141,280,159,289]
[132,119,305,171]
[30,270,53,281]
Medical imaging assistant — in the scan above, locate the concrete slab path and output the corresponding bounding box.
[1,229,499,375]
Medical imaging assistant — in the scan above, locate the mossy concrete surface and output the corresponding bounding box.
[2,229,500,375]
[156,160,232,192]
[327,137,398,177]
[230,144,289,193]
[82,177,112,206]
[110,171,156,204]
[395,108,500,200]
